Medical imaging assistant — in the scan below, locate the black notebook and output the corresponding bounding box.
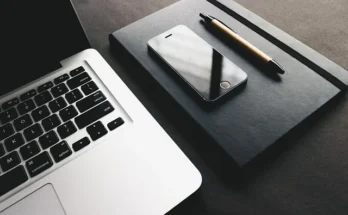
[110,0,348,167]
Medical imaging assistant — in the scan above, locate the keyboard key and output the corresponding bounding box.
[17,99,36,115]
[0,108,18,124]
[50,141,72,163]
[37,81,54,93]
[59,106,78,122]
[87,121,108,141]
[4,133,25,152]
[57,121,77,139]
[81,81,98,95]
[76,91,106,113]
[0,151,21,172]
[54,74,70,85]
[26,152,53,177]
[70,66,85,77]
[2,98,20,110]
[34,91,53,107]
[67,72,91,90]
[23,124,44,142]
[108,117,124,131]
[14,114,33,131]
[20,141,41,160]
[65,89,83,104]
[72,137,90,152]
[49,97,67,113]
[39,130,59,149]
[75,101,114,129]
[0,143,5,157]
[31,105,50,122]
[0,166,28,196]
[42,114,61,132]
[20,89,37,101]
[0,123,15,141]
[51,83,69,98]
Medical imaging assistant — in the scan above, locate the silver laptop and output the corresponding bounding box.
[0,1,201,214]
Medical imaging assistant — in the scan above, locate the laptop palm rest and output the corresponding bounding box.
[1,184,66,215]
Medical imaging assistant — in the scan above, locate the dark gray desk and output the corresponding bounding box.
[73,0,348,214]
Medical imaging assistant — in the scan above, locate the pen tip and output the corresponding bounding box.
[268,60,285,74]
[199,13,213,23]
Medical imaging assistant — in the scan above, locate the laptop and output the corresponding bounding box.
[0,1,202,214]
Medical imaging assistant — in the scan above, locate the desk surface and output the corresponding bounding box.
[73,0,348,214]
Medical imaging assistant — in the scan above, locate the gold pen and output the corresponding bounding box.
[200,13,285,74]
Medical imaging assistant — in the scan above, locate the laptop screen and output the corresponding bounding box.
[0,0,90,97]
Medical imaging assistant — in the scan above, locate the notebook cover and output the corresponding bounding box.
[109,0,347,167]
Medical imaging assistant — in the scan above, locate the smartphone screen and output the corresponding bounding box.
[148,25,247,102]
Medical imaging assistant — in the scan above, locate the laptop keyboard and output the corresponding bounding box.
[0,66,125,198]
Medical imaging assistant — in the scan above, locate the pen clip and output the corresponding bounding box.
[209,15,235,33]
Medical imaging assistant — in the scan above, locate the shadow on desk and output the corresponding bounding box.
[108,39,346,189]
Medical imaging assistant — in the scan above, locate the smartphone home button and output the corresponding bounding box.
[220,81,231,89]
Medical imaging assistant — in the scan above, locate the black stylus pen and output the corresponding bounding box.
[200,13,285,75]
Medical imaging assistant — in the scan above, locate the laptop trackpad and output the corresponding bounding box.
[1,184,66,215]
